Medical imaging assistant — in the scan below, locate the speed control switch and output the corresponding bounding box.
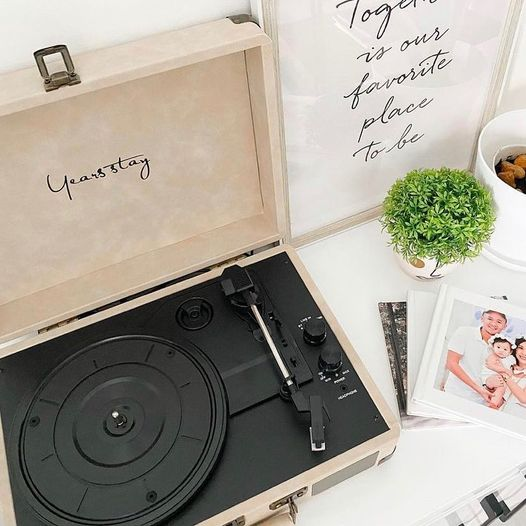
[319,345,342,374]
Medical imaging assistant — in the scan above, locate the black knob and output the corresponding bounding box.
[319,346,342,374]
[303,318,327,346]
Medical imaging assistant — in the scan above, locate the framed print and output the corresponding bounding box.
[269,0,521,240]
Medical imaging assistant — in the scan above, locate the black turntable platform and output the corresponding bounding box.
[0,252,389,525]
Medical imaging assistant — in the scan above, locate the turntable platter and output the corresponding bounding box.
[13,336,227,526]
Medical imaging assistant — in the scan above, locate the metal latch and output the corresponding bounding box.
[222,517,245,526]
[34,44,81,92]
[269,487,307,524]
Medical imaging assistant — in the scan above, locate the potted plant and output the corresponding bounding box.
[380,167,495,280]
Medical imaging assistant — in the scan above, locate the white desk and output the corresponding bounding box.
[296,220,526,526]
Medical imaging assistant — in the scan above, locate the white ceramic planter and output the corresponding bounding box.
[395,253,458,280]
[476,110,526,271]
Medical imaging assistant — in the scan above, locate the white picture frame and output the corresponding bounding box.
[414,284,526,440]
[259,0,524,245]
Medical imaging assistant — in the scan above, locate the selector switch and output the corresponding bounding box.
[303,318,327,346]
[319,345,342,374]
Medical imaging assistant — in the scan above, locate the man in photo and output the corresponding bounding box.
[443,310,507,404]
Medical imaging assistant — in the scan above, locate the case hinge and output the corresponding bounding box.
[34,44,81,92]
[227,14,260,26]
[38,316,79,335]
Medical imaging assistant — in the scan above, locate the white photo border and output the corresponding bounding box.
[413,284,526,440]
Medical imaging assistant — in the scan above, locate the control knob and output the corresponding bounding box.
[303,318,327,346]
[319,345,342,374]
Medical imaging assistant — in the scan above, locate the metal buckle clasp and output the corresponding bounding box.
[269,487,307,524]
[33,44,81,92]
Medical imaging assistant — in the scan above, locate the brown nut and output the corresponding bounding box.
[498,170,517,188]
[514,154,526,170]
[501,160,525,179]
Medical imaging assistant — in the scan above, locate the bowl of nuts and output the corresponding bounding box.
[476,109,526,271]
[494,145,526,193]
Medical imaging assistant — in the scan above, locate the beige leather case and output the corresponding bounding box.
[0,17,284,343]
[0,17,399,525]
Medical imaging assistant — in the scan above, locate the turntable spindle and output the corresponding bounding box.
[111,410,127,428]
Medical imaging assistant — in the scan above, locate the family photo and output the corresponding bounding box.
[436,300,526,418]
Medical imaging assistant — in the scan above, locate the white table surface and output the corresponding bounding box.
[296,219,526,526]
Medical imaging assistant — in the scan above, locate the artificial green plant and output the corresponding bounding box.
[380,167,495,266]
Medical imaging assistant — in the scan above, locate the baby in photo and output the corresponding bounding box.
[482,334,518,409]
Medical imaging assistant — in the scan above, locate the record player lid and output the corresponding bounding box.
[0,18,286,342]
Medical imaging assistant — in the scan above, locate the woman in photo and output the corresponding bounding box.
[501,337,526,417]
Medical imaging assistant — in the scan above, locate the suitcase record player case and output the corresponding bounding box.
[0,17,399,526]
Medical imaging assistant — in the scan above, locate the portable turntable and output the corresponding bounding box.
[0,17,399,526]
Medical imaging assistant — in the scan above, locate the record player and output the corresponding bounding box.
[0,17,399,526]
